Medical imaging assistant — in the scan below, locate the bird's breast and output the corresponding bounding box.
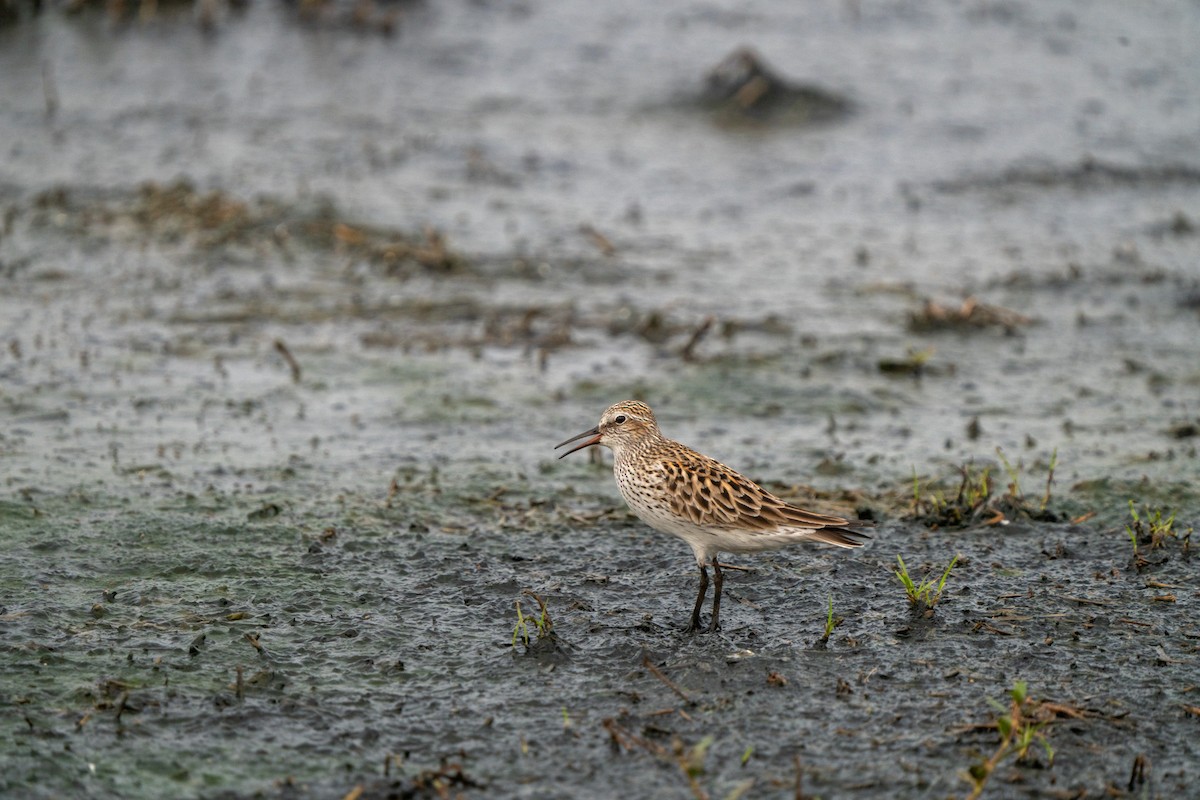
[613,456,703,537]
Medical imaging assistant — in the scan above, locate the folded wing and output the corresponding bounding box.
[661,453,872,548]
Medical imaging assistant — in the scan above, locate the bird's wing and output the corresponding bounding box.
[660,451,871,546]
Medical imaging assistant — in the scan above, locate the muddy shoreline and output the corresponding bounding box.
[3,1,1199,798]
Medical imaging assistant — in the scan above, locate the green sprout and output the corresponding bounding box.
[909,462,993,527]
[1039,448,1058,512]
[512,601,530,648]
[815,593,840,648]
[877,345,935,376]
[911,466,921,516]
[1125,501,1141,558]
[1125,499,1193,569]
[603,719,755,800]
[995,447,1022,503]
[511,589,554,650]
[895,554,959,614]
[1126,500,1185,549]
[963,681,1056,800]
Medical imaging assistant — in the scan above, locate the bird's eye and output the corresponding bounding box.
[614,414,627,424]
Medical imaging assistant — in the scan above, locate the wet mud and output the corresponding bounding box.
[2,1,1199,798]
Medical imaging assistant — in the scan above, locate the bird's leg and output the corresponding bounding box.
[708,558,724,633]
[689,565,709,633]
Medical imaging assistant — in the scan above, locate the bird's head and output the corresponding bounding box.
[555,400,660,458]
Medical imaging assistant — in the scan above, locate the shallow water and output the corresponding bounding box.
[1,1,1199,798]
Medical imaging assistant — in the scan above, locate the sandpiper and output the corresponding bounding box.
[556,400,871,632]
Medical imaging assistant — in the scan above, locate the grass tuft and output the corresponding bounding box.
[1125,500,1192,569]
[511,589,554,650]
[602,719,755,800]
[814,593,841,648]
[823,594,837,640]
[895,554,958,616]
[907,450,1063,529]
[961,681,1063,800]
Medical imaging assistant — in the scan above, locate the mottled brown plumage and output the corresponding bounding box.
[556,400,871,632]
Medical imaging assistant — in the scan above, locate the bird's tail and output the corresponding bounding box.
[806,523,872,549]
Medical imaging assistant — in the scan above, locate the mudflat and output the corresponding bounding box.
[1,2,1197,797]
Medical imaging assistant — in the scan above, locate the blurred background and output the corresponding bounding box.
[1,0,1197,499]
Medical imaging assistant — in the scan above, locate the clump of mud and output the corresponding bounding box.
[30,180,464,276]
[907,296,1035,335]
[700,47,851,126]
[903,453,1066,530]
